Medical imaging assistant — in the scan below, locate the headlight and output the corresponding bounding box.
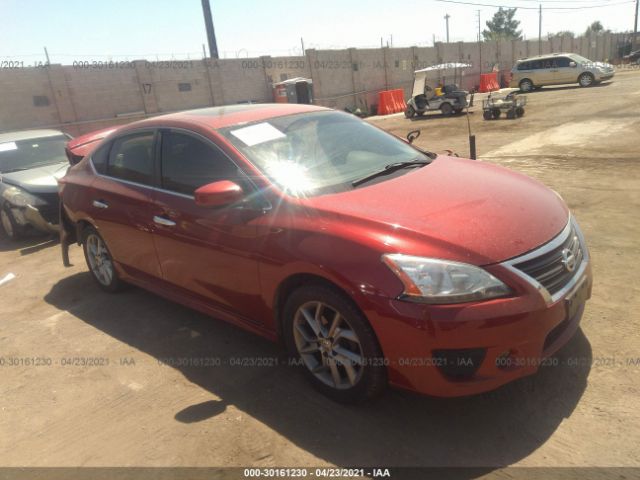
[1,186,44,207]
[382,254,511,304]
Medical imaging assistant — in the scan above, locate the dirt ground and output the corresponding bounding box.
[1,70,639,476]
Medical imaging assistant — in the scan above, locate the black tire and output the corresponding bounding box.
[283,284,387,404]
[483,110,493,120]
[578,72,595,87]
[519,79,534,93]
[506,109,516,119]
[82,226,123,293]
[516,106,525,117]
[491,109,501,119]
[440,102,453,116]
[416,111,425,117]
[404,105,415,118]
[0,204,25,241]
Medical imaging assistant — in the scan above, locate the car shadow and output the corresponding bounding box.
[44,272,592,475]
[528,82,612,93]
[0,233,57,254]
[409,112,473,122]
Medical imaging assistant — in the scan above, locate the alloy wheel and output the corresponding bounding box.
[579,73,593,87]
[86,233,114,286]
[520,80,533,92]
[293,301,364,389]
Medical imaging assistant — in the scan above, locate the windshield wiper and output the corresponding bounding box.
[352,160,431,187]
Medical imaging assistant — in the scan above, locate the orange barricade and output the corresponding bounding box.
[479,73,500,93]
[377,89,406,115]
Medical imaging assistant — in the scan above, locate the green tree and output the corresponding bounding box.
[548,31,575,39]
[585,21,609,35]
[482,8,522,41]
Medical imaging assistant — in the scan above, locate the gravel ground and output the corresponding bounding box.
[1,70,639,477]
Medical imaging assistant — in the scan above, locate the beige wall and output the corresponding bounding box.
[0,32,631,135]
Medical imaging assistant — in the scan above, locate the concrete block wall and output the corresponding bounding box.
[0,32,630,135]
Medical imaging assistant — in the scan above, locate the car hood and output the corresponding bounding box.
[300,156,569,265]
[0,162,68,193]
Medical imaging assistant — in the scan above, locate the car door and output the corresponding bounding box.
[552,56,576,84]
[89,130,162,279]
[150,129,265,323]
[534,58,554,84]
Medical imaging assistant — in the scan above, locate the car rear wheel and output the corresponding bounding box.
[404,105,416,118]
[82,226,122,292]
[283,284,387,403]
[0,205,25,241]
[440,103,453,116]
[578,72,594,87]
[519,79,534,92]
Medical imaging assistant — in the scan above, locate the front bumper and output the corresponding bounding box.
[595,72,614,81]
[8,204,59,234]
[362,219,592,397]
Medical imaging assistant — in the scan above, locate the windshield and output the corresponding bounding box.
[0,135,68,173]
[570,54,591,64]
[220,111,430,196]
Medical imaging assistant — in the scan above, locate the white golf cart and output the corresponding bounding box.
[405,63,474,118]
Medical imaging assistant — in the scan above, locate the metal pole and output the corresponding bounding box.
[44,47,50,64]
[538,4,542,55]
[201,0,219,59]
[477,11,482,75]
[301,37,305,55]
[634,0,639,45]
[445,14,450,43]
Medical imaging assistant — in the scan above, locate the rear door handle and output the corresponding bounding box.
[92,200,109,209]
[153,215,176,227]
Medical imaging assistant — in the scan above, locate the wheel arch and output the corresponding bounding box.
[273,272,366,342]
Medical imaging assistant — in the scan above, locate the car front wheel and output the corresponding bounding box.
[283,285,387,403]
[578,72,595,87]
[82,226,123,292]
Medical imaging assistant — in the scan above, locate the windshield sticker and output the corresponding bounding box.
[0,142,18,152]
[230,123,286,147]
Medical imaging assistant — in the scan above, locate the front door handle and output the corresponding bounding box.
[153,215,176,227]
[92,200,109,209]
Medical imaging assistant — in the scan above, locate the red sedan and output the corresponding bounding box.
[59,104,592,403]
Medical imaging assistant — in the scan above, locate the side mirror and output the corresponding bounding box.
[194,180,243,207]
[569,61,577,68]
[406,130,421,144]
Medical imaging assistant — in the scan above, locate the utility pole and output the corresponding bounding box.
[634,0,639,46]
[477,10,482,75]
[538,4,542,55]
[300,37,305,55]
[201,0,219,59]
[44,47,50,64]
[444,14,450,43]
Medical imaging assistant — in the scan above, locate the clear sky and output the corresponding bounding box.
[1,0,637,63]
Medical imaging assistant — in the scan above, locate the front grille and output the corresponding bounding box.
[512,222,584,296]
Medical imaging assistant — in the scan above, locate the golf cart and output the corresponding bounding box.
[405,63,474,118]
[482,88,526,120]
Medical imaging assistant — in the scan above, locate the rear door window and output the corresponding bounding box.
[107,132,155,186]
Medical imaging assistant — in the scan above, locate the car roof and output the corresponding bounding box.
[0,129,67,143]
[517,53,577,62]
[119,103,329,133]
